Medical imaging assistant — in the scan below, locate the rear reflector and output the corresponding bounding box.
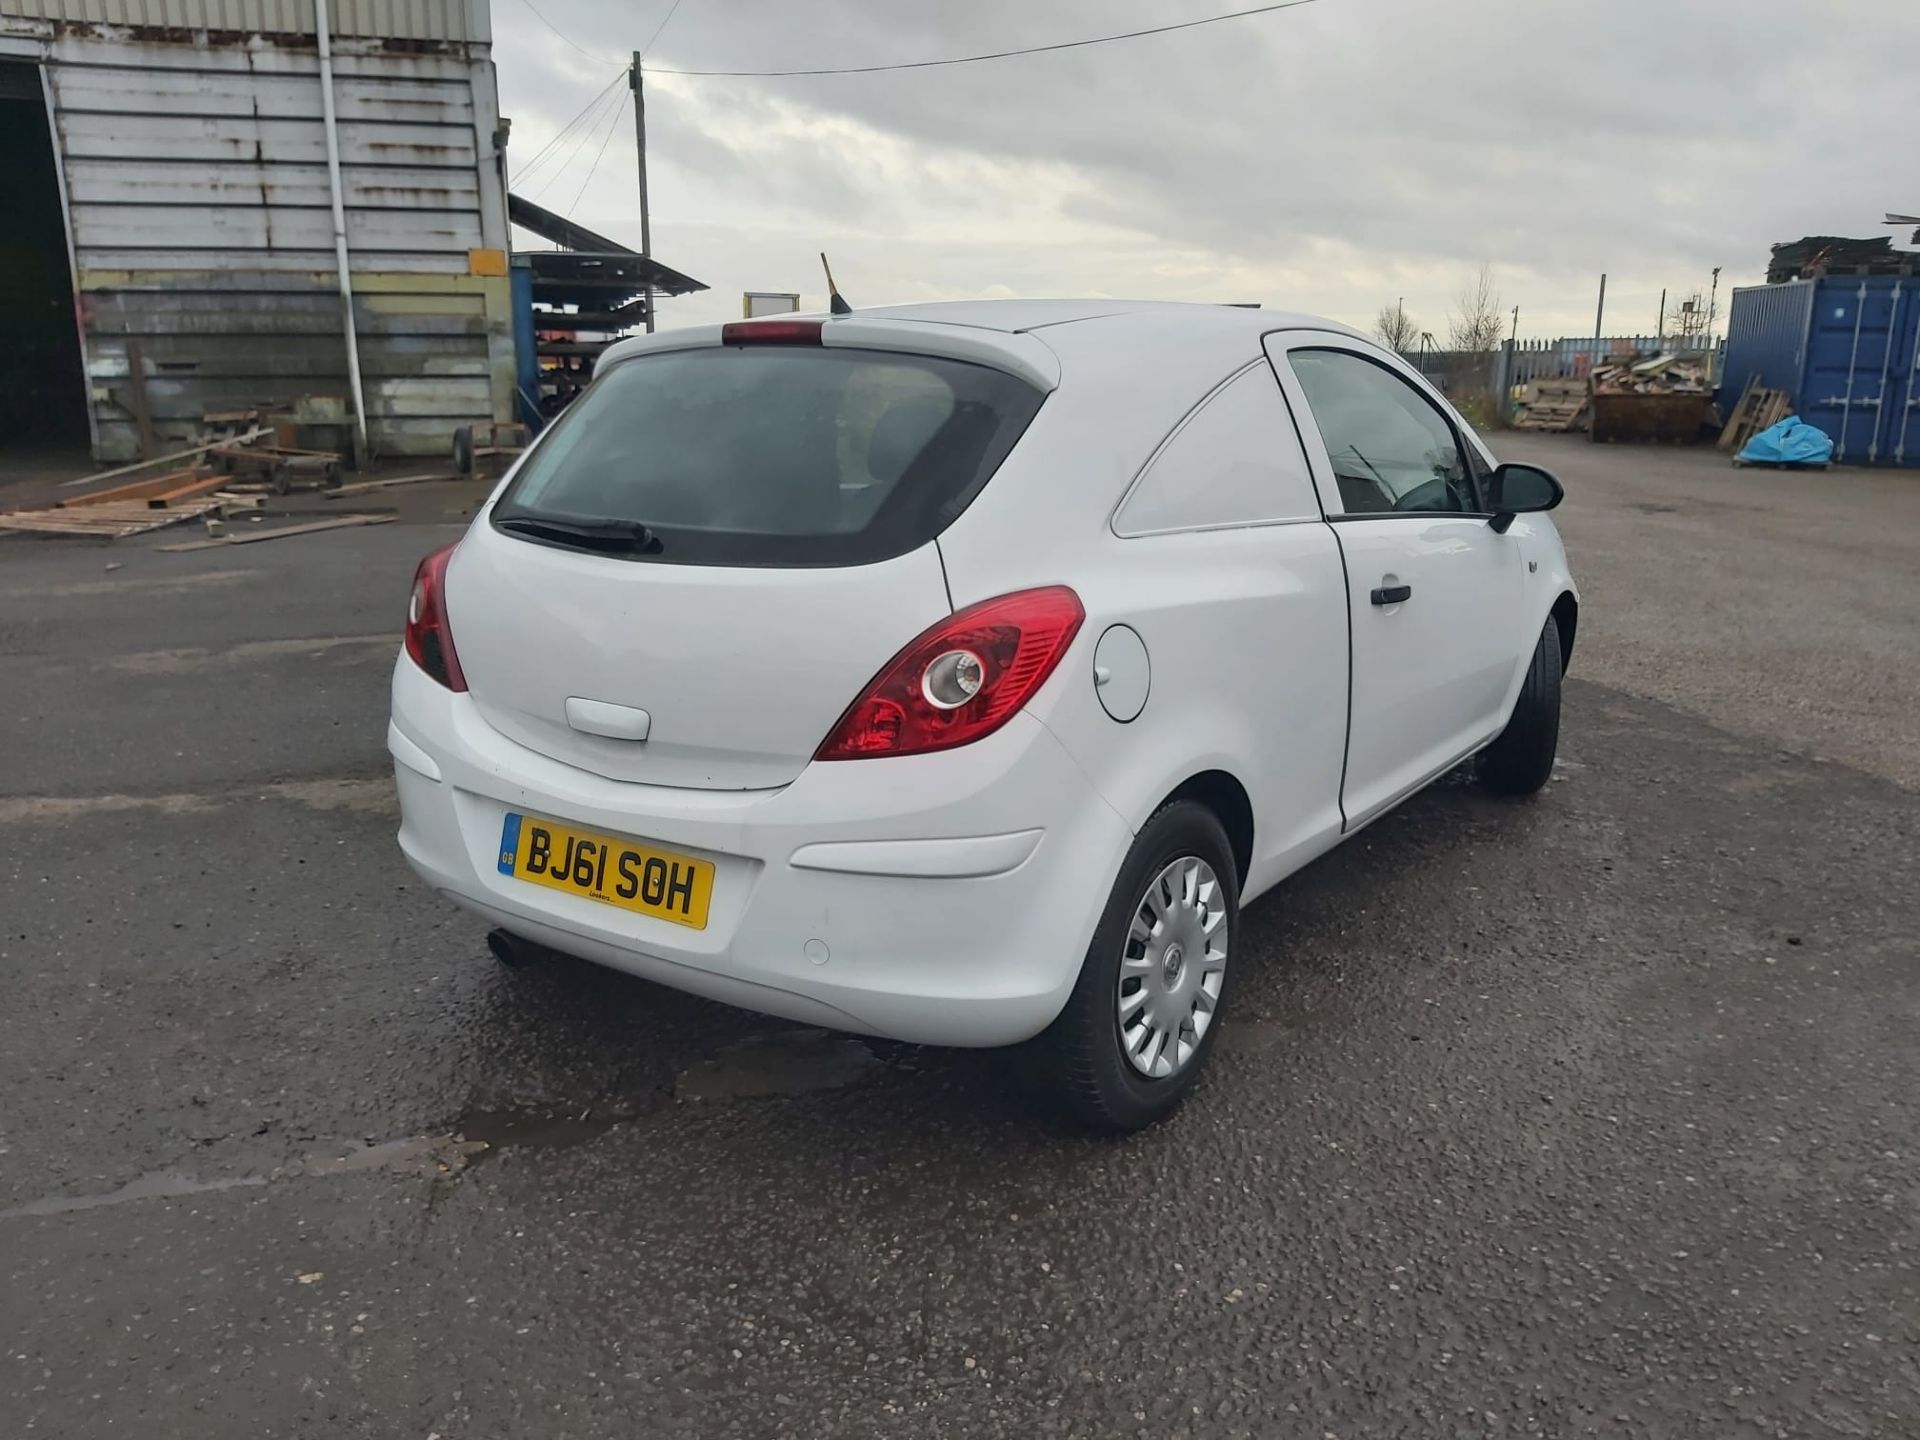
[720,318,824,346]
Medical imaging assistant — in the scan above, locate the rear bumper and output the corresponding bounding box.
[389,655,1131,1046]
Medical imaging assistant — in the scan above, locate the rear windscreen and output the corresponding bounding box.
[493,345,1047,566]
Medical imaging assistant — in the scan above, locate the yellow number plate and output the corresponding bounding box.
[497,812,714,930]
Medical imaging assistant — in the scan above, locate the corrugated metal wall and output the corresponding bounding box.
[7,15,514,458]
[0,0,489,43]
[1798,278,1915,466]
[1719,282,1817,405]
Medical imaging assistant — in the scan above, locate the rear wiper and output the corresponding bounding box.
[496,514,664,555]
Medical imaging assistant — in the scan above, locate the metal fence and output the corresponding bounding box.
[1505,335,1724,385]
[1393,336,1728,424]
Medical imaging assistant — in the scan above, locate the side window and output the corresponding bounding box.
[1113,364,1320,536]
[1287,349,1478,516]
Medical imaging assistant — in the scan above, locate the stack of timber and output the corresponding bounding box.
[0,428,326,540]
[1591,353,1711,394]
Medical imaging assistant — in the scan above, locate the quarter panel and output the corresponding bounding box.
[1019,525,1351,899]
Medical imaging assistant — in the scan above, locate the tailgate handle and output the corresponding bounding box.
[564,697,652,742]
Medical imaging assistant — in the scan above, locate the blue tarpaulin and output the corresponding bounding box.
[1739,416,1834,467]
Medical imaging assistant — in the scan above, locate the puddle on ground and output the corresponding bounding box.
[0,777,395,827]
[0,1133,483,1222]
[456,1107,623,1153]
[265,777,397,818]
[294,1133,486,1177]
[674,1029,883,1103]
[0,792,222,825]
[0,1169,267,1219]
[107,633,396,676]
[0,568,264,601]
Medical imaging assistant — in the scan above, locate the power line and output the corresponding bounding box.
[640,0,689,58]
[566,90,630,217]
[514,76,621,183]
[649,0,1319,78]
[512,0,617,67]
[525,82,628,201]
[512,71,625,186]
[526,82,627,199]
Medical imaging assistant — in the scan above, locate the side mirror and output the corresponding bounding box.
[1486,462,1564,533]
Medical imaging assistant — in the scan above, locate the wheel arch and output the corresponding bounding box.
[1159,769,1254,888]
[1550,591,1577,673]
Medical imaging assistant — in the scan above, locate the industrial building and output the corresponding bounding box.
[0,0,518,461]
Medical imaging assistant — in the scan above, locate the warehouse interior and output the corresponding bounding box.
[0,61,87,450]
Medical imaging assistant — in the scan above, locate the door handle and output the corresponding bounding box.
[1370,583,1412,606]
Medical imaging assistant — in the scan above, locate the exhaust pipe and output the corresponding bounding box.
[487,928,548,970]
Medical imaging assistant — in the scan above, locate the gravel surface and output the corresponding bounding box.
[2,457,1915,1438]
[1501,433,1920,790]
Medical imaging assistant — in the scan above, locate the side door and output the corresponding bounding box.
[1062,359,1350,891]
[1263,334,1523,829]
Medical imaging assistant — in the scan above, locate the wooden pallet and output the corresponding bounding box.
[1514,405,1590,432]
[0,497,230,539]
[1717,378,1792,454]
[1513,379,1592,432]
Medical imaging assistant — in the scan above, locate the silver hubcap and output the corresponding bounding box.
[1116,856,1229,1079]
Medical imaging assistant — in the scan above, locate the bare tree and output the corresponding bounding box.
[1667,291,1709,340]
[1447,264,1505,354]
[1374,301,1420,354]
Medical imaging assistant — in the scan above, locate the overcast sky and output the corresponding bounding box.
[493,0,1919,342]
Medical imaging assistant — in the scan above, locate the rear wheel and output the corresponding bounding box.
[1035,801,1239,1132]
[1478,615,1562,796]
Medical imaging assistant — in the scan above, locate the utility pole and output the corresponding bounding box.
[1593,273,1607,367]
[630,52,655,333]
[1657,287,1666,349]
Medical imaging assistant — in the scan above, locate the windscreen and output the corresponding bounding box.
[493,345,1047,566]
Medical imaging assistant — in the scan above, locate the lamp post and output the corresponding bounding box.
[1705,265,1722,383]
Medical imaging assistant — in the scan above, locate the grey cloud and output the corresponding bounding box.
[498,0,1920,332]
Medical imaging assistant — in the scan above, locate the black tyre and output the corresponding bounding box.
[1035,801,1240,1132]
[1478,615,1563,796]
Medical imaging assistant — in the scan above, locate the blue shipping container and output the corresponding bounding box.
[1721,274,1920,466]
[510,256,542,434]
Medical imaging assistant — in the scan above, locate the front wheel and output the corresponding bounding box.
[1478,615,1563,796]
[1033,801,1240,1132]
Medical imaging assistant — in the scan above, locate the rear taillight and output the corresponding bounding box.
[404,543,467,691]
[815,587,1084,761]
